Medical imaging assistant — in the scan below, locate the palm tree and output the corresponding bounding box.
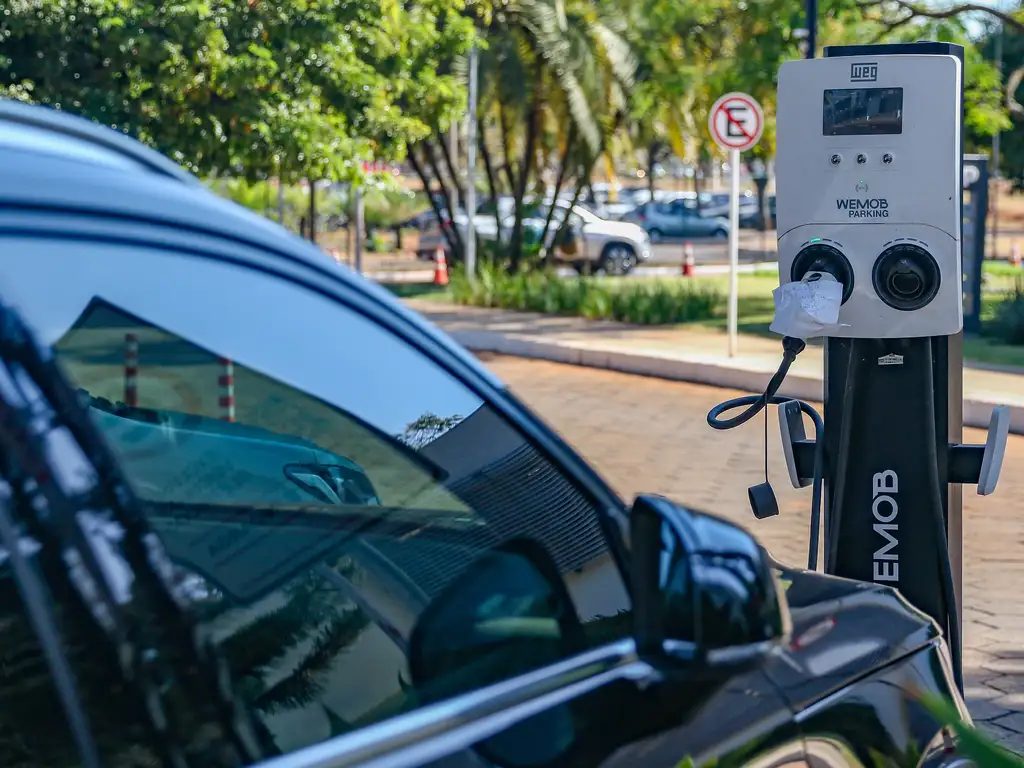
[412,0,635,270]
[486,0,635,268]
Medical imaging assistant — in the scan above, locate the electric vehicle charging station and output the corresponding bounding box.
[709,42,1010,689]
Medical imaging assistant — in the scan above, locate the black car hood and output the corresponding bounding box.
[763,563,941,710]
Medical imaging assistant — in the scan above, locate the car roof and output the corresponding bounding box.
[0,99,504,388]
[0,100,309,257]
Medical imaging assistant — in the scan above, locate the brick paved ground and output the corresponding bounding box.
[482,353,1024,751]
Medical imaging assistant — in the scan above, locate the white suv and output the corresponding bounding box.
[418,200,651,275]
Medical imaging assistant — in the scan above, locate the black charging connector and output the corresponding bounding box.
[706,336,806,432]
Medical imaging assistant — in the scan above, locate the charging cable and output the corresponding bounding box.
[706,336,826,571]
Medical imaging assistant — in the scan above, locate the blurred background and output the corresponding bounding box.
[1,0,1022,357]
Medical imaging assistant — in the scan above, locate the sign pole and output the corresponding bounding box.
[708,91,762,359]
[728,149,740,357]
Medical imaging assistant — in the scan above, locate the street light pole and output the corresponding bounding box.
[806,0,817,58]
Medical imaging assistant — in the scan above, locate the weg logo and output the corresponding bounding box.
[851,62,878,82]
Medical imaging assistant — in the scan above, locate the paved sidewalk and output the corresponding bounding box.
[407,300,1024,433]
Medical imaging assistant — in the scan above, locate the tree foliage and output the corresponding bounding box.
[1,0,1018,249]
[977,18,1024,185]
[0,0,476,181]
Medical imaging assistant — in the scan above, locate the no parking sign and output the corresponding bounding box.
[708,92,764,152]
[707,92,763,357]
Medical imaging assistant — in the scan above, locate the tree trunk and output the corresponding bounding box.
[407,147,459,257]
[437,128,464,213]
[694,160,703,214]
[553,156,597,274]
[479,126,503,245]
[498,101,518,193]
[508,97,541,270]
[753,174,769,231]
[647,141,659,199]
[539,124,577,262]
[423,140,466,262]
[549,109,625,275]
[308,179,317,244]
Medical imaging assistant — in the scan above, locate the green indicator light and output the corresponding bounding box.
[810,237,822,243]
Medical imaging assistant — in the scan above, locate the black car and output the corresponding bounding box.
[0,101,970,768]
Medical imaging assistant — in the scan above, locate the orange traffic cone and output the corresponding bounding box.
[682,242,696,277]
[433,247,450,286]
[1012,241,1022,268]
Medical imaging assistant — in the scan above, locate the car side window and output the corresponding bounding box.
[1,239,631,759]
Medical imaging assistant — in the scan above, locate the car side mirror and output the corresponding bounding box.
[630,495,790,664]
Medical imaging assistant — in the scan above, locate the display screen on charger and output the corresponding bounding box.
[823,87,903,136]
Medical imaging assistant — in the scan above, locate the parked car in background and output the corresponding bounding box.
[418,199,651,275]
[0,100,974,768]
[400,192,450,231]
[588,186,650,220]
[521,201,651,274]
[622,198,730,241]
[740,194,777,229]
[697,190,759,221]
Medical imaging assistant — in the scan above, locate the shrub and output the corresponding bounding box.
[989,276,1024,345]
[450,263,723,325]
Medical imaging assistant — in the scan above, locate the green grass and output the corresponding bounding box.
[983,260,1024,278]
[688,274,779,336]
[449,264,723,324]
[963,337,1024,369]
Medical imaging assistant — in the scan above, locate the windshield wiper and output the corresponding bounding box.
[0,301,263,767]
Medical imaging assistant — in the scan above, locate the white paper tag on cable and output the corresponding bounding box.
[769,274,843,339]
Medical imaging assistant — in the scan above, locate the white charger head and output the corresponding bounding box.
[775,53,962,338]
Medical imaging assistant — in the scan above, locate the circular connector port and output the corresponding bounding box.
[790,243,854,304]
[872,243,941,311]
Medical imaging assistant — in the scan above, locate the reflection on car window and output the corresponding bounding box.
[33,283,630,758]
[0,565,164,768]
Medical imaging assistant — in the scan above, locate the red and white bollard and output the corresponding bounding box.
[433,246,450,286]
[681,242,696,277]
[218,357,236,422]
[123,333,139,407]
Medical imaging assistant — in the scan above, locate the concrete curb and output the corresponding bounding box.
[448,329,1024,435]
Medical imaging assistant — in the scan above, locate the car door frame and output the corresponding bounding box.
[255,638,656,768]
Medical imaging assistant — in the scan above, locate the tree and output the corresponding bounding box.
[977,17,1024,186]
[409,0,635,269]
[0,0,475,184]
